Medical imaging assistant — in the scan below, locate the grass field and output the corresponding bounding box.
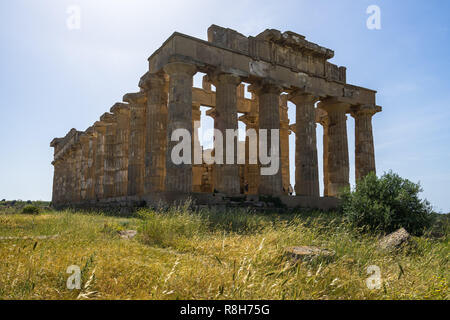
[0,201,448,300]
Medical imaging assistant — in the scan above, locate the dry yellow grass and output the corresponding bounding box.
[0,206,448,300]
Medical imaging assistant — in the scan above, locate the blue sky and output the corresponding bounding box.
[0,0,449,212]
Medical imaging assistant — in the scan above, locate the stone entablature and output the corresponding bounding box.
[50,25,382,208]
[149,26,375,106]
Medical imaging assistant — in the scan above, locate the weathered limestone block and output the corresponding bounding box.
[249,82,283,195]
[285,246,335,262]
[318,99,350,196]
[289,91,320,197]
[210,72,241,195]
[163,62,197,193]
[111,103,130,197]
[123,92,147,197]
[351,104,381,182]
[140,72,169,193]
[379,228,410,250]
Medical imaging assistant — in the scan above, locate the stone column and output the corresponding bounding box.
[85,127,97,201]
[192,103,203,193]
[211,73,241,195]
[316,109,330,196]
[51,160,63,205]
[60,155,68,204]
[205,108,217,192]
[123,92,147,197]
[79,133,90,201]
[73,145,83,203]
[163,62,197,193]
[318,99,350,196]
[101,113,117,199]
[240,112,259,195]
[192,103,202,154]
[279,94,291,194]
[58,157,65,204]
[351,105,380,181]
[66,148,75,203]
[250,82,283,196]
[93,121,107,200]
[66,152,74,204]
[111,103,130,197]
[289,92,320,197]
[140,72,169,193]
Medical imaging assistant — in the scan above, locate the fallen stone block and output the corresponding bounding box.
[118,230,137,240]
[378,228,410,250]
[285,246,335,262]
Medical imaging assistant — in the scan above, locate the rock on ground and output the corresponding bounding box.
[378,228,410,250]
[285,246,335,262]
[118,230,137,240]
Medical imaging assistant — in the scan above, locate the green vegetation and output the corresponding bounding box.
[22,205,41,215]
[340,172,435,235]
[0,203,448,300]
[0,200,50,215]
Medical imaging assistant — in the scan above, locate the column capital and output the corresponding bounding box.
[99,112,117,125]
[239,113,258,127]
[85,126,94,136]
[317,97,351,113]
[207,72,241,86]
[110,102,130,115]
[79,132,90,143]
[163,62,197,77]
[248,81,283,95]
[289,124,296,135]
[350,104,382,118]
[123,92,147,106]
[288,91,319,105]
[202,75,212,91]
[93,121,107,132]
[315,108,329,126]
[139,72,168,91]
[206,108,216,119]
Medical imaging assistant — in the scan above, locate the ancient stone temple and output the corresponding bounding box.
[50,25,381,209]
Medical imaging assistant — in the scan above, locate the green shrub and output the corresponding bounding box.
[340,171,434,235]
[100,221,125,236]
[22,205,41,215]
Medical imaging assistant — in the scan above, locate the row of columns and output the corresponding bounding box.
[52,61,379,205]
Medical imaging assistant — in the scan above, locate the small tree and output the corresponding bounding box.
[340,171,434,235]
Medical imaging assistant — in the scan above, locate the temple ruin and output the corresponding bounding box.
[50,25,382,209]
